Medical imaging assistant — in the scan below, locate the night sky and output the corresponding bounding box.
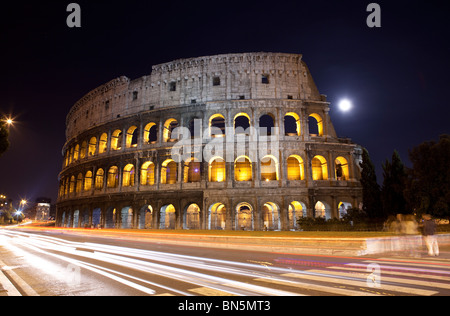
[1,0,449,205]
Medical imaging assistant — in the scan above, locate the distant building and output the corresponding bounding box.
[35,197,51,221]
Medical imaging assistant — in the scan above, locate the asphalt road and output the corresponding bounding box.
[1,228,449,298]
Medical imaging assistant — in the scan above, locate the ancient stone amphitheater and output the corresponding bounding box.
[56,52,363,231]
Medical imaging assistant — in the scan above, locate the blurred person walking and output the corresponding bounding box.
[422,214,439,256]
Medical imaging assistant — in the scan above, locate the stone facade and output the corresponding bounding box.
[56,52,363,231]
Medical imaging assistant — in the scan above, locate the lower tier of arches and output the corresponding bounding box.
[56,189,362,231]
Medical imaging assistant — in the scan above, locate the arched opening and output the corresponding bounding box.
[76,173,83,193]
[209,157,226,182]
[209,114,225,137]
[69,147,74,164]
[234,156,252,181]
[73,210,79,228]
[139,205,153,229]
[163,118,179,142]
[287,155,304,180]
[308,113,323,136]
[73,144,80,161]
[335,156,350,180]
[184,158,201,183]
[126,126,139,148]
[84,171,93,191]
[107,166,119,188]
[236,202,253,231]
[161,159,177,184]
[99,133,108,154]
[338,201,352,219]
[260,155,278,181]
[88,137,97,156]
[262,202,281,231]
[284,112,301,136]
[208,203,226,230]
[111,129,123,150]
[184,203,200,229]
[140,161,155,185]
[95,168,104,190]
[288,201,307,230]
[80,141,87,159]
[122,164,135,187]
[120,206,133,229]
[92,208,102,228]
[315,201,331,220]
[234,113,250,135]
[312,155,328,180]
[143,122,157,144]
[69,175,75,193]
[105,207,116,228]
[259,114,275,136]
[188,118,202,138]
[160,204,176,229]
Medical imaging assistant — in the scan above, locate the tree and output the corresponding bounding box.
[359,148,383,219]
[381,150,408,216]
[0,120,9,157]
[405,135,450,218]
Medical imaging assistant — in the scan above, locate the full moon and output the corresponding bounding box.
[338,99,352,112]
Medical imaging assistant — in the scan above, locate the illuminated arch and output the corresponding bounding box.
[308,113,323,136]
[73,144,80,161]
[287,155,304,180]
[208,202,226,230]
[262,202,280,230]
[209,113,225,137]
[209,156,226,182]
[234,112,251,134]
[76,173,83,193]
[160,204,176,229]
[80,141,87,159]
[288,201,307,230]
[183,203,201,229]
[335,156,350,180]
[312,155,328,180]
[163,118,178,142]
[234,156,252,181]
[260,155,279,181]
[284,112,301,136]
[122,164,135,187]
[95,168,104,189]
[99,133,108,154]
[107,166,119,188]
[315,201,331,220]
[143,122,157,144]
[140,161,155,185]
[235,202,253,231]
[84,171,93,191]
[161,159,177,184]
[184,157,201,183]
[126,126,138,148]
[88,137,97,156]
[111,129,122,151]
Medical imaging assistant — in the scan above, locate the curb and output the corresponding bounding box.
[0,259,39,296]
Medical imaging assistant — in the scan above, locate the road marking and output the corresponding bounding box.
[282,273,438,296]
[253,277,378,296]
[308,269,450,290]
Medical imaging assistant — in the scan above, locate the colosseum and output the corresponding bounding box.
[56,52,363,231]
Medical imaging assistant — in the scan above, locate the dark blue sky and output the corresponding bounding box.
[0,0,449,204]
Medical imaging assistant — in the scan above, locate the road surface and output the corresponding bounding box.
[1,228,449,298]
